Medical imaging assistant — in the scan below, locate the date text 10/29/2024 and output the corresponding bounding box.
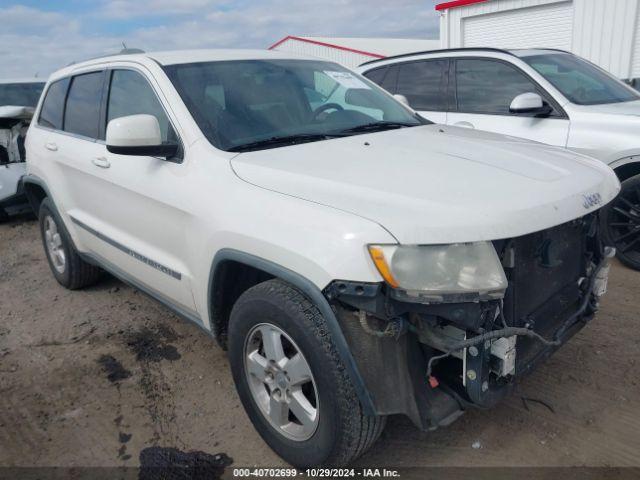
[233,468,401,478]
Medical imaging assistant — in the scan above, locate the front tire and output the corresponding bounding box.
[601,175,640,270]
[228,279,385,467]
[39,197,103,289]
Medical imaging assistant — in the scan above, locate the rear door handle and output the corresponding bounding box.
[45,142,58,151]
[92,157,111,169]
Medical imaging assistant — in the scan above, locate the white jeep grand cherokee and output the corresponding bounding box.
[25,49,620,467]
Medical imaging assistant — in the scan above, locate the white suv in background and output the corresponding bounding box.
[358,48,640,270]
[0,78,45,220]
[25,49,619,467]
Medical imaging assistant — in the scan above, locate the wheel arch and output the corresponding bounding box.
[610,156,640,182]
[22,174,50,217]
[208,248,376,415]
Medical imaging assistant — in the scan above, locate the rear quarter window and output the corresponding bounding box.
[38,78,70,130]
[362,67,388,86]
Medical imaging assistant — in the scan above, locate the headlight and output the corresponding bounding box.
[368,242,507,299]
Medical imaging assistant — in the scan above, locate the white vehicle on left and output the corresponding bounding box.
[0,78,45,221]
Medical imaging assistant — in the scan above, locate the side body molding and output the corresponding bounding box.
[208,248,376,416]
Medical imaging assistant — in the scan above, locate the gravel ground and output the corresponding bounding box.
[1,216,639,472]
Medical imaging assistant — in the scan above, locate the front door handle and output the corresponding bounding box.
[45,142,58,151]
[92,157,111,169]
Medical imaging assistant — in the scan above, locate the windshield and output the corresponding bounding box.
[521,53,640,105]
[164,60,425,152]
[0,82,45,108]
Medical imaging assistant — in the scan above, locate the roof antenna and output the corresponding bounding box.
[122,42,127,50]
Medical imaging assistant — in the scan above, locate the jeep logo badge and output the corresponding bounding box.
[582,192,602,210]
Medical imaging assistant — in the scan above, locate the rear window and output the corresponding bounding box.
[64,72,104,139]
[38,78,70,130]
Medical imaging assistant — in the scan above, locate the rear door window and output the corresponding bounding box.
[38,78,70,130]
[64,72,104,139]
[395,60,448,111]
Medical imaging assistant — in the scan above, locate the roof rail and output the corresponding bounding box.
[67,48,146,67]
[358,47,516,68]
[518,47,573,55]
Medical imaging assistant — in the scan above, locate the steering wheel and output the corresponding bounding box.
[312,103,344,121]
[573,86,587,103]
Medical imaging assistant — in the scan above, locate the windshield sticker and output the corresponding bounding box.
[324,71,371,90]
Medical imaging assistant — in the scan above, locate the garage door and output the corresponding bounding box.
[463,2,573,50]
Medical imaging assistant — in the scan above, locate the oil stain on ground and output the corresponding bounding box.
[139,447,232,480]
[127,325,181,362]
[97,354,132,383]
[126,324,182,446]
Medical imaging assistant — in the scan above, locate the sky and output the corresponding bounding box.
[0,0,440,79]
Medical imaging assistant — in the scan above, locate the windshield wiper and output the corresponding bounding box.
[227,133,341,152]
[334,121,419,135]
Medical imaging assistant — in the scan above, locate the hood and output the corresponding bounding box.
[0,106,35,121]
[231,125,620,244]
[574,99,640,117]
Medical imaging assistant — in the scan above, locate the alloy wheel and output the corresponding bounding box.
[44,215,66,274]
[607,184,640,260]
[243,323,319,441]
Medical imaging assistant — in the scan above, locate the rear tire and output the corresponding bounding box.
[601,175,640,270]
[228,279,385,467]
[39,197,103,289]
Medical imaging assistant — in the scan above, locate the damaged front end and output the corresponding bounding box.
[0,106,36,218]
[325,213,613,430]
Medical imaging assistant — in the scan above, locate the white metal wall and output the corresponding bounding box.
[633,5,640,78]
[572,0,639,79]
[272,39,376,69]
[440,0,640,80]
[463,2,573,49]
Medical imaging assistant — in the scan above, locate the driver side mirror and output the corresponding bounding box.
[106,114,178,159]
[509,92,552,116]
